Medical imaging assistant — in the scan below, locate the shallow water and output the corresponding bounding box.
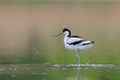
[0,64,119,80]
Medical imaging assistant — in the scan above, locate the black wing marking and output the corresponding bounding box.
[67,40,86,45]
[82,41,95,45]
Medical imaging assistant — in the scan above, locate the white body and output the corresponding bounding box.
[64,35,93,51]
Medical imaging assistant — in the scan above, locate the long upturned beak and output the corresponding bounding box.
[53,32,63,37]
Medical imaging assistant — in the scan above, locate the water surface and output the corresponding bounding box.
[0,64,119,80]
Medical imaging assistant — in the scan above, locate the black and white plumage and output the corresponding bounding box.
[63,28,94,51]
[56,28,94,66]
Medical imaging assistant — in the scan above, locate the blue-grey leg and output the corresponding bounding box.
[75,50,80,69]
[75,50,80,80]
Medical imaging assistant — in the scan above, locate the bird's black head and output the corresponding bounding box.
[63,28,70,32]
[63,28,71,36]
[53,28,71,37]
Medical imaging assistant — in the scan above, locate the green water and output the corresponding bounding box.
[0,64,119,80]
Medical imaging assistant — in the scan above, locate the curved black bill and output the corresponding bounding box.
[53,33,63,37]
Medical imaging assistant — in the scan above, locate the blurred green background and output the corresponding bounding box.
[0,1,120,64]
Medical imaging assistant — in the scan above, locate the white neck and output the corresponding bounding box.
[64,34,69,44]
[64,31,70,37]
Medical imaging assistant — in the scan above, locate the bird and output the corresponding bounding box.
[55,28,94,66]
